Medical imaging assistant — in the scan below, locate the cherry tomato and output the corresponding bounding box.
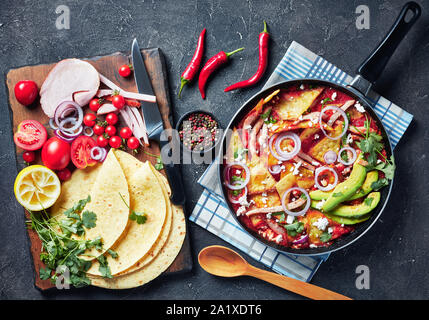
[105,125,117,137]
[120,127,133,139]
[127,136,140,150]
[71,136,97,169]
[83,113,97,127]
[118,64,132,77]
[109,136,122,149]
[97,135,109,148]
[22,151,35,163]
[89,99,102,112]
[14,80,38,106]
[41,137,71,170]
[57,168,71,181]
[93,124,105,136]
[112,95,125,110]
[105,113,118,125]
[14,120,47,151]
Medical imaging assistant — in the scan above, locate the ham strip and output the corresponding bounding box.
[297,151,320,166]
[99,74,156,103]
[249,118,264,159]
[327,100,355,126]
[293,156,315,172]
[40,59,100,118]
[246,206,284,217]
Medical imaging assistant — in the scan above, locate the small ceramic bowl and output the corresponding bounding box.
[175,110,221,155]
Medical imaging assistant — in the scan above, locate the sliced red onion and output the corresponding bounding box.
[338,147,357,166]
[314,167,338,191]
[281,187,310,217]
[99,148,108,162]
[227,187,248,204]
[90,147,103,161]
[83,126,94,137]
[54,129,76,143]
[292,234,309,244]
[49,118,58,130]
[269,132,301,161]
[323,150,337,164]
[268,164,282,175]
[319,105,349,140]
[54,101,83,133]
[59,118,83,137]
[223,162,250,190]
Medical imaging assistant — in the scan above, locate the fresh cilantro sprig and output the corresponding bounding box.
[143,150,164,170]
[26,196,108,287]
[320,231,332,243]
[283,221,304,237]
[119,193,147,225]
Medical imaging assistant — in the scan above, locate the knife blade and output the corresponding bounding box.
[131,38,185,205]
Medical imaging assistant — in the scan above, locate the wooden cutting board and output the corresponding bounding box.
[5,48,192,290]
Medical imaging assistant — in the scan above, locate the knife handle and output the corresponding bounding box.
[159,139,186,206]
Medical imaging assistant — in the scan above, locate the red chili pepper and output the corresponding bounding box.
[224,21,270,92]
[178,28,206,98]
[198,48,244,99]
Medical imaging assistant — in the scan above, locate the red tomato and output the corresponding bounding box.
[112,95,125,110]
[105,113,118,125]
[120,127,133,139]
[41,137,71,170]
[118,64,132,77]
[93,124,105,136]
[97,135,109,148]
[14,120,47,151]
[71,136,97,169]
[57,168,71,181]
[14,80,38,106]
[23,151,35,163]
[109,136,122,149]
[83,113,97,127]
[105,125,117,137]
[127,136,140,150]
[89,99,102,112]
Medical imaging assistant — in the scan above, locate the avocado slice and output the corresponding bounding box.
[322,158,367,212]
[323,212,371,225]
[329,192,380,218]
[310,171,378,201]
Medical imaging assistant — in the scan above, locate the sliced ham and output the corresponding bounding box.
[97,103,117,115]
[266,219,287,237]
[246,206,284,216]
[40,59,100,118]
[327,100,355,126]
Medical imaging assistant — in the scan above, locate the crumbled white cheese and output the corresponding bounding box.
[236,206,247,216]
[274,234,283,244]
[262,192,267,197]
[355,102,365,113]
[286,215,295,224]
[314,134,320,139]
[261,180,267,185]
[238,196,250,207]
[377,159,382,164]
[261,197,268,204]
[277,160,283,165]
[313,217,329,231]
[280,165,286,172]
[271,125,278,131]
[309,244,318,248]
[292,161,302,176]
[346,133,353,145]
[331,92,337,101]
[300,84,305,90]
[328,227,333,234]
[266,213,272,219]
[244,124,252,130]
[315,199,326,210]
[298,115,303,121]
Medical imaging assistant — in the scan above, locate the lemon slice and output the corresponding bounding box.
[14,165,61,211]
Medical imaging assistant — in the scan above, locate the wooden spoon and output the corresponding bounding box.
[198,245,352,300]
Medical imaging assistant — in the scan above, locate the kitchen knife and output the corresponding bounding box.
[131,38,185,205]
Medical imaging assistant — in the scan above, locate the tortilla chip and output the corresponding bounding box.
[273,88,323,120]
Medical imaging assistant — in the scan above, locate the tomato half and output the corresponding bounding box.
[41,137,71,170]
[14,120,47,151]
[71,136,97,169]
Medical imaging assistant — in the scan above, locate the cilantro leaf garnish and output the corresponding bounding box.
[320,232,332,243]
[108,249,119,259]
[143,150,164,170]
[39,267,51,280]
[364,197,374,206]
[119,193,147,225]
[82,211,97,229]
[283,221,304,237]
[97,255,113,279]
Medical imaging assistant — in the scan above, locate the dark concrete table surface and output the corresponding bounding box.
[1,0,428,300]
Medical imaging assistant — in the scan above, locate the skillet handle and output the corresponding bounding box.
[356,2,421,84]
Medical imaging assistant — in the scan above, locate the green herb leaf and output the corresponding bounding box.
[39,267,51,280]
[283,221,304,237]
[320,232,332,243]
[108,249,119,259]
[272,212,285,223]
[82,211,97,229]
[97,255,113,279]
[371,178,389,191]
[130,211,147,225]
[364,197,374,206]
[333,192,343,198]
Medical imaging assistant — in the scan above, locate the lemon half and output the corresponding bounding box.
[14,165,61,211]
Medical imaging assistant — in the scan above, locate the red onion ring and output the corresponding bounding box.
[223,162,250,190]
[269,132,301,161]
[314,166,338,191]
[281,187,310,217]
[83,126,94,137]
[338,147,357,166]
[319,105,349,140]
[323,150,337,164]
[227,187,248,204]
[54,129,76,143]
[99,148,108,162]
[268,164,282,175]
[58,122,83,138]
[90,146,104,161]
[292,234,309,244]
[54,101,83,133]
[49,118,58,130]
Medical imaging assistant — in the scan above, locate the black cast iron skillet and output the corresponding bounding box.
[218,2,421,256]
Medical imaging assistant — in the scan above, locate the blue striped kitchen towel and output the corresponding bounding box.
[190,41,413,282]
